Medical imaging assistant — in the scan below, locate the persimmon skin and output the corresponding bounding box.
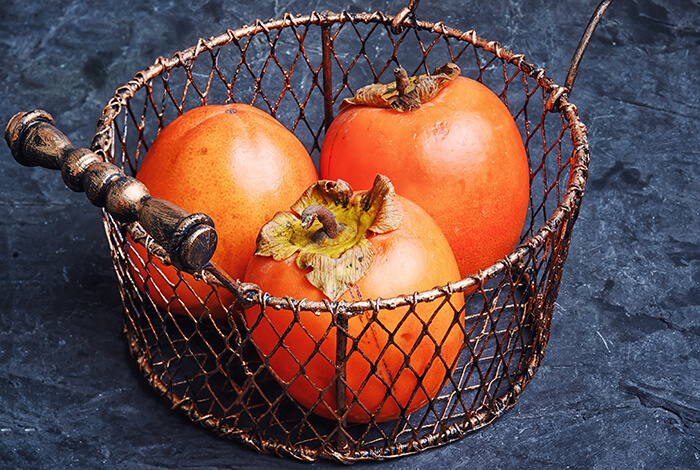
[131,104,318,321]
[243,197,464,423]
[320,76,530,277]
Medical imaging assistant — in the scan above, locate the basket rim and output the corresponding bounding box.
[93,9,589,315]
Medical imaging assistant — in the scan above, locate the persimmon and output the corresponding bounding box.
[243,175,464,423]
[319,63,530,277]
[130,103,318,322]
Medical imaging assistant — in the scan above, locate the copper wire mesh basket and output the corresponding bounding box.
[5,0,614,463]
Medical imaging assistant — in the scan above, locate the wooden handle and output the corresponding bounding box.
[4,110,217,273]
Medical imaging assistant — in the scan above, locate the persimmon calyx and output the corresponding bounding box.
[254,175,403,301]
[341,62,460,112]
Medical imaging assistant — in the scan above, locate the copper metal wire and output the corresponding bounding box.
[90,5,596,463]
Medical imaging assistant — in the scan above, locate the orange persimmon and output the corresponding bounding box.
[320,63,530,277]
[130,103,318,322]
[243,176,464,422]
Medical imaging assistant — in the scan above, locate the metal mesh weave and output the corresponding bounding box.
[89,9,588,463]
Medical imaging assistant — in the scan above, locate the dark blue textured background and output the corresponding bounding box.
[1,1,698,468]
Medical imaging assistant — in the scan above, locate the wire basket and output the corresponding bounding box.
[5,0,614,463]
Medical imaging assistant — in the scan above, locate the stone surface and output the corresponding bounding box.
[1,0,698,468]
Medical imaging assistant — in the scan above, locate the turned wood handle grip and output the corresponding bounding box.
[4,110,217,273]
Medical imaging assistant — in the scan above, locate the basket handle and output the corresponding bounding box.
[4,110,217,273]
[564,0,616,95]
[546,0,616,110]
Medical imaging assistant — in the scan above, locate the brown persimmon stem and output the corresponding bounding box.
[394,66,410,96]
[301,204,341,239]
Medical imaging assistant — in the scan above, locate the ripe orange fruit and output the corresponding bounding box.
[320,66,530,277]
[131,103,318,322]
[243,176,464,422]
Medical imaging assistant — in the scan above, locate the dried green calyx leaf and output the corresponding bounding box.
[341,62,461,112]
[255,175,402,301]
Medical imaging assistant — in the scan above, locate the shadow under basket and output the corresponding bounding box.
[6,2,609,464]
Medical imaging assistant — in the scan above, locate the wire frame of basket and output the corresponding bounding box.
[84,5,594,464]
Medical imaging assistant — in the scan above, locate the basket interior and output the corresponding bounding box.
[93,11,586,462]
